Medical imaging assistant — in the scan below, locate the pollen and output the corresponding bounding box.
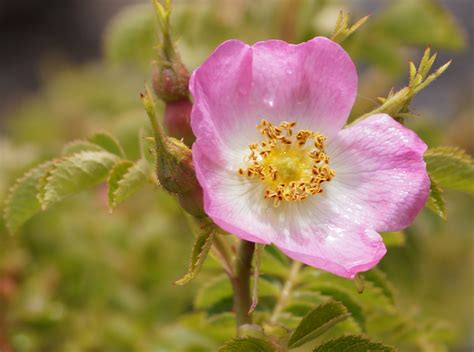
[238,119,336,207]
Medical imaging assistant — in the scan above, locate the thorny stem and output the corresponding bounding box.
[270,260,303,324]
[231,239,255,330]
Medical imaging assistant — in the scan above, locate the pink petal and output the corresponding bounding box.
[190,37,358,160]
[324,114,430,232]
[279,227,386,279]
[193,144,387,278]
[249,37,357,136]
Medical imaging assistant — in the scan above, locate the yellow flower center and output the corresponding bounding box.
[238,119,335,207]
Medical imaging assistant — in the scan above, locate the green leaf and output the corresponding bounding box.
[219,337,275,352]
[304,284,366,331]
[88,131,125,158]
[426,177,447,220]
[287,300,350,348]
[425,147,474,194]
[38,151,120,209]
[3,161,53,234]
[359,268,395,306]
[107,159,150,209]
[175,222,215,285]
[62,140,104,155]
[313,334,396,352]
[381,232,406,247]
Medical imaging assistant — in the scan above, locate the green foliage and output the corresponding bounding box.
[304,284,366,331]
[88,131,126,158]
[62,140,104,155]
[107,159,151,210]
[359,269,395,307]
[175,222,215,285]
[287,300,350,348]
[195,274,232,313]
[3,161,53,234]
[426,178,447,220]
[352,47,450,124]
[219,337,275,352]
[374,0,465,51]
[425,146,474,194]
[346,0,465,75]
[313,335,395,352]
[104,4,156,68]
[331,11,369,44]
[381,232,406,247]
[38,151,119,210]
[1,1,472,351]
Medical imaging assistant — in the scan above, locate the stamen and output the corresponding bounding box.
[238,119,336,206]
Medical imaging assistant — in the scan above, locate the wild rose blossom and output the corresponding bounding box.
[190,37,430,278]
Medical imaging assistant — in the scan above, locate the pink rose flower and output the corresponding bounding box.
[190,37,429,278]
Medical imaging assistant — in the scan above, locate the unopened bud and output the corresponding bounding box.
[178,187,205,218]
[164,99,195,145]
[152,61,190,102]
[160,139,204,216]
[158,137,198,194]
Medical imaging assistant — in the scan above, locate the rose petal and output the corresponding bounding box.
[193,144,386,278]
[323,114,430,232]
[190,37,358,163]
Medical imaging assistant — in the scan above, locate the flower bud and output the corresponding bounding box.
[178,187,205,218]
[157,137,199,193]
[159,138,204,217]
[152,61,190,103]
[151,0,195,145]
[164,99,195,145]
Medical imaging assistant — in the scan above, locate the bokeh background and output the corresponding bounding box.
[0,0,473,351]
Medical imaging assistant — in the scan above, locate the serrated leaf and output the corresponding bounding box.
[359,268,395,306]
[219,337,275,352]
[107,159,150,209]
[381,232,406,247]
[38,151,120,209]
[62,140,104,155]
[313,334,396,352]
[88,131,125,157]
[426,177,447,220]
[425,146,474,194]
[287,300,350,348]
[175,223,215,285]
[3,161,53,234]
[304,284,366,331]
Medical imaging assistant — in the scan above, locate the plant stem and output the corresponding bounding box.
[270,260,302,324]
[231,239,255,329]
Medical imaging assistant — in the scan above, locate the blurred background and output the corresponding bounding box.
[0,0,473,351]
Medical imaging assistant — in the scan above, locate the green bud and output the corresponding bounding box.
[141,87,203,215]
[159,137,200,194]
